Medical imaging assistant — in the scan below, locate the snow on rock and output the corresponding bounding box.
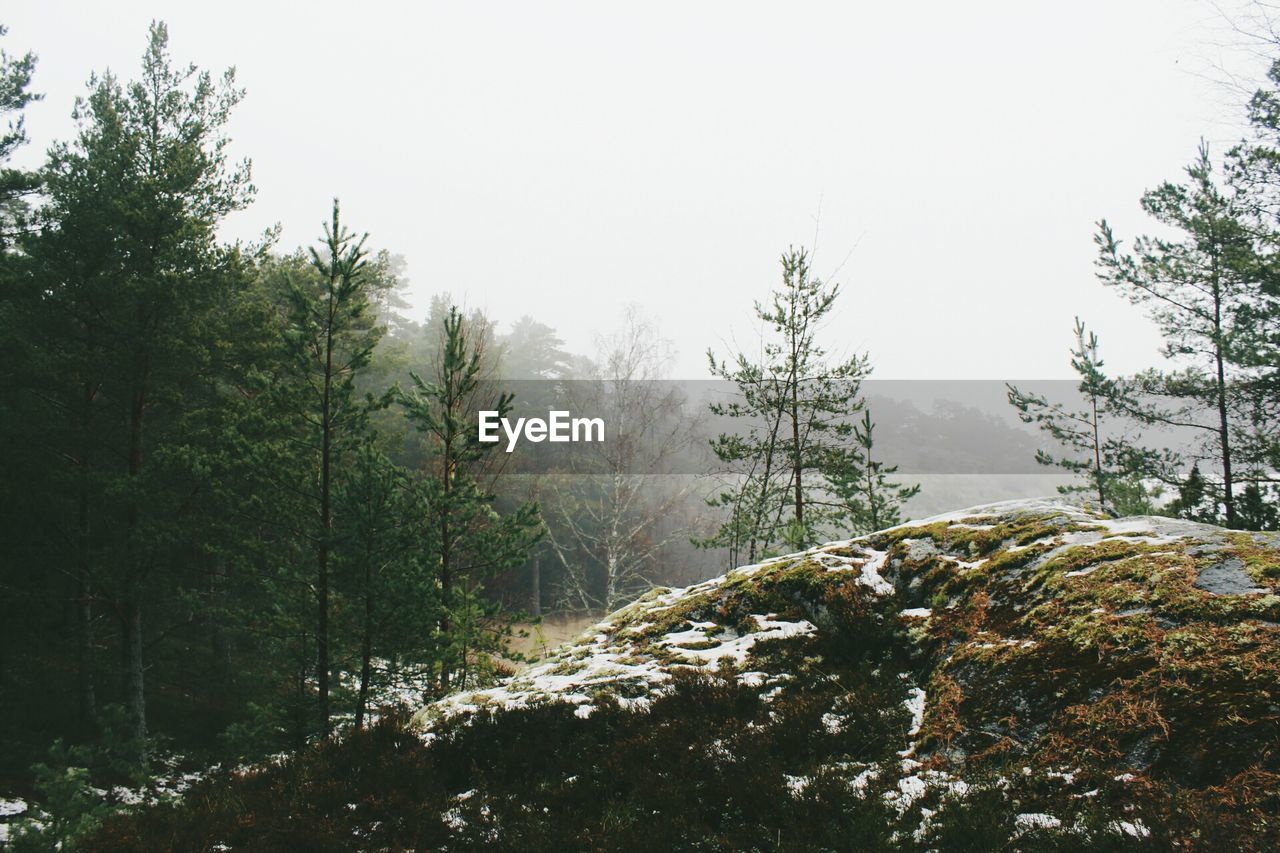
[660,615,816,667]
[1115,819,1151,838]
[904,687,926,737]
[855,549,894,595]
[414,601,820,731]
[409,522,912,734]
[411,497,1103,736]
[1015,813,1063,832]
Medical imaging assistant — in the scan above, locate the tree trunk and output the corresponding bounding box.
[438,402,456,690]
[438,529,452,690]
[1090,392,1106,509]
[123,379,148,764]
[295,629,309,750]
[791,399,804,543]
[76,486,96,733]
[1212,273,1236,526]
[121,596,146,756]
[317,298,336,736]
[1213,344,1235,525]
[208,555,232,707]
[356,552,373,730]
[530,556,541,619]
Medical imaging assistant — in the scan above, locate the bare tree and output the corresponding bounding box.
[545,308,698,612]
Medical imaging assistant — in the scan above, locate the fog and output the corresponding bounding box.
[6,1,1268,379]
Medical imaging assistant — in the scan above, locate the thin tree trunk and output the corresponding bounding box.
[1212,272,1236,526]
[1091,392,1106,509]
[123,380,148,761]
[209,555,231,696]
[791,398,804,540]
[356,542,373,729]
[530,556,541,619]
[295,629,309,749]
[121,596,146,754]
[438,374,457,690]
[317,290,336,736]
[75,369,98,735]
[76,567,95,732]
[865,456,880,532]
[789,291,805,545]
[76,474,96,733]
[1215,353,1235,526]
[438,437,453,690]
[747,382,784,563]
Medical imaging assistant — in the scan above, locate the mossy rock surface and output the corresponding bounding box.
[90,499,1280,850]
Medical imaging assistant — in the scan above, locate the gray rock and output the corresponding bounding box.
[1194,557,1270,596]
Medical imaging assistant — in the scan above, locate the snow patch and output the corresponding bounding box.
[856,549,894,596]
[1115,819,1151,838]
[904,687,926,737]
[1015,812,1062,832]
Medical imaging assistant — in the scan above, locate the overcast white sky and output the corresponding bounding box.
[6,1,1273,378]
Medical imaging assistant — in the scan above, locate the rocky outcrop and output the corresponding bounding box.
[92,499,1280,849]
[408,497,1280,847]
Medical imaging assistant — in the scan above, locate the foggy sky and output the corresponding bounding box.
[6,1,1269,379]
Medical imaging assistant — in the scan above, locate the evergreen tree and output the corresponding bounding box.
[17,21,253,761]
[1226,54,1280,522]
[1167,463,1215,523]
[829,410,919,533]
[1236,481,1280,531]
[1096,142,1260,526]
[400,306,541,690]
[279,201,382,736]
[499,315,573,379]
[334,438,416,729]
[0,22,40,242]
[702,247,874,564]
[1006,318,1170,513]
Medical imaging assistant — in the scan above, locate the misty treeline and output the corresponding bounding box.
[0,22,672,778]
[0,22,922,794]
[1006,52,1280,531]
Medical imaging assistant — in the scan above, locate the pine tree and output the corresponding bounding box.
[400,306,541,690]
[1096,142,1259,526]
[335,438,414,728]
[0,22,40,242]
[829,410,919,534]
[1167,463,1215,523]
[499,315,573,379]
[18,21,253,761]
[279,200,382,736]
[1236,481,1280,531]
[1225,56,1280,526]
[702,247,874,564]
[1006,318,1169,513]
